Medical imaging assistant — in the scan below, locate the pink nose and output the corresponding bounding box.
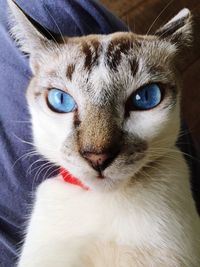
[81,151,115,172]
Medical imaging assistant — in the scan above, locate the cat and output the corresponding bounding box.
[8,0,200,266]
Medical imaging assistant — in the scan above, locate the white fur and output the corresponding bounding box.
[18,149,200,267]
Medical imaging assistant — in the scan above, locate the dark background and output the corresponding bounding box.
[102,0,200,144]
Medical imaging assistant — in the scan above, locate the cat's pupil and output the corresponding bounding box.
[145,90,149,102]
[60,93,64,104]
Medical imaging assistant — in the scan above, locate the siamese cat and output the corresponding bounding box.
[8,1,200,266]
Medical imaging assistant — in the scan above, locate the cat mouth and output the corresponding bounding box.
[96,171,105,179]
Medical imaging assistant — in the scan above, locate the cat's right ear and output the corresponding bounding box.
[155,8,192,48]
[8,0,61,73]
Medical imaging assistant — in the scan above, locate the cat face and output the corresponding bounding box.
[9,1,192,190]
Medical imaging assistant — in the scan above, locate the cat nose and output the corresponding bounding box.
[81,151,118,172]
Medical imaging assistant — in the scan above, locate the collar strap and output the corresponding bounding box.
[60,168,89,190]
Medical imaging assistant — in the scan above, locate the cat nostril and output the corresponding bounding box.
[81,151,117,172]
[85,153,108,165]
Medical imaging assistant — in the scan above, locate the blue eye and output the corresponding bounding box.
[131,84,162,110]
[47,89,77,113]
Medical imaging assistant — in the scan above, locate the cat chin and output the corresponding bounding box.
[57,163,119,192]
[58,159,146,192]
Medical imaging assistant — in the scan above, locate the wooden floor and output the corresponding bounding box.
[101,0,200,143]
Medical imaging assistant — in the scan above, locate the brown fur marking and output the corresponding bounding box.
[130,59,139,77]
[66,64,75,80]
[34,92,42,97]
[74,109,81,128]
[82,42,92,70]
[77,108,122,154]
[82,40,100,71]
[106,37,134,71]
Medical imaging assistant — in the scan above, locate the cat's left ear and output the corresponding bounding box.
[155,8,192,48]
[8,0,62,74]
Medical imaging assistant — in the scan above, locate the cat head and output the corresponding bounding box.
[9,0,192,191]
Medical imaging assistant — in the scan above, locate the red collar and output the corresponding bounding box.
[60,168,89,190]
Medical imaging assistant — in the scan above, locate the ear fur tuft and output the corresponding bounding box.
[8,0,50,54]
[8,0,62,52]
[155,8,193,48]
[7,0,63,73]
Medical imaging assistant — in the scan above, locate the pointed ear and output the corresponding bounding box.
[155,8,192,48]
[8,0,62,73]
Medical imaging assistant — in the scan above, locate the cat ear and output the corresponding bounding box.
[8,0,61,73]
[155,8,192,48]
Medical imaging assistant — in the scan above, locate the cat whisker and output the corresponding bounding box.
[44,5,66,45]
[39,25,62,52]
[150,134,180,145]
[138,169,152,181]
[145,0,174,36]
[12,133,35,146]
[142,162,174,178]
[150,146,195,157]
[11,120,31,124]
[148,153,183,163]
[12,150,39,169]
[34,162,52,181]
[43,165,60,181]
[149,131,195,146]
[147,155,184,167]
[180,121,200,137]
[26,157,47,175]
[123,14,132,33]
[31,162,53,190]
[148,147,200,162]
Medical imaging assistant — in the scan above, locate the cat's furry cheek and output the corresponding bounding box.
[28,104,74,165]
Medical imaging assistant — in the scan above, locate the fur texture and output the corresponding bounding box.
[8,0,200,266]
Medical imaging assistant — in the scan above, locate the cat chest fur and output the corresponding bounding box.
[18,152,200,266]
[31,177,160,246]
[26,177,168,266]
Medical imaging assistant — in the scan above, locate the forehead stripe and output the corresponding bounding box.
[106,38,134,72]
[82,40,100,71]
[130,59,139,77]
[66,64,75,80]
[82,42,92,70]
